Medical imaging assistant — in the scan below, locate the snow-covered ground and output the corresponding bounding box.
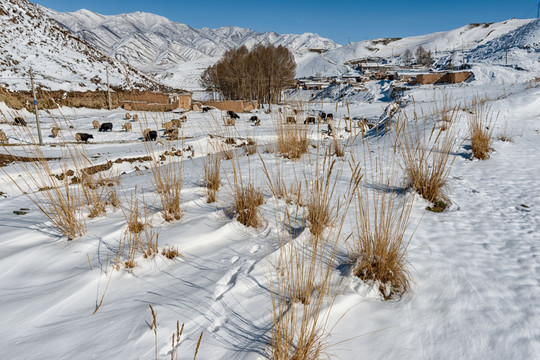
[1,75,539,359]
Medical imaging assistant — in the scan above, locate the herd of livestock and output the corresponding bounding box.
[0,107,340,145]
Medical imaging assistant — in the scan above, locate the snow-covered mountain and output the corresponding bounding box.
[0,0,165,91]
[46,8,340,90]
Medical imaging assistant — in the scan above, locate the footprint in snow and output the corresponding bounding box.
[213,267,240,300]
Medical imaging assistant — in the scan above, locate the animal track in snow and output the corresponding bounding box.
[213,266,240,300]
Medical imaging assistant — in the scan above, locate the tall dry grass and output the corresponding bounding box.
[305,156,339,239]
[398,110,458,206]
[2,125,86,239]
[268,148,362,359]
[350,146,415,299]
[118,191,159,268]
[144,139,183,222]
[468,99,495,160]
[203,153,221,203]
[276,116,309,159]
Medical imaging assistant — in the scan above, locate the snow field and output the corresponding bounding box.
[1,79,540,359]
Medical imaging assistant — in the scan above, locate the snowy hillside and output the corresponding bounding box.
[46,8,339,90]
[299,18,539,79]
[0,0,164,91]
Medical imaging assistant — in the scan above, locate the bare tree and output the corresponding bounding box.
[201,44,296,104]
[403,49,413,66]
[415,46,432,67]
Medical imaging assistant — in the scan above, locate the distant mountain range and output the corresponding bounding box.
[2,0,539,92]
[45,8,340,90]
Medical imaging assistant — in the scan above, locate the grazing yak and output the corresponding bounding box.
[225,118,235,126]
[125,113,131,120]
[326,113,333,120]
[143,129,158,141]
[171,119,182,128]
[132,114,139,121]
[99,122,113,132]
[249,115,259,122]
[202,106,211,112]
[286,116,296,124]
[180,115,188,122]
[122,122,132,132]
[227,110,240,119]
[14,117,26,126]
[254,119,261,126]
[92,120,100,129]
[304,116,316,124]
[75,133,93,143]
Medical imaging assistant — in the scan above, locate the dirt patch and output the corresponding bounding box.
[0,153,57,167]
[82,160,113,176]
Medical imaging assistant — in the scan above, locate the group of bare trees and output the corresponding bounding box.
[402,46,432,67]
[201,44,296,104]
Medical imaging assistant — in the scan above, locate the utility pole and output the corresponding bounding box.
[29,68,43,146]
[106,67,112,110]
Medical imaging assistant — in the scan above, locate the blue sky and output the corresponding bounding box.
[34,0,539,44]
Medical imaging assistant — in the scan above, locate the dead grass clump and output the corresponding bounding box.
[145,140,183,222]
[351,151,414,299]
[468,99,495,160]
[331,137,345,157]
[398,113,457,205]
[119,192,160,268]
[2,127,86,239]
[306,159,338,238]
[276,120,309,159]
[234,183,264,228]
[161,246,182,259]
[203,153,221,203]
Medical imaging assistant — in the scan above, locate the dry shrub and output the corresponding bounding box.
[468,99,495,160]
[276,118,309,159]
[398,112,457,205]
[203,153,221,203]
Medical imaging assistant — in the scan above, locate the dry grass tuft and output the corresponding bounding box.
[276,118,309,159]
[161,246,182,259]
[145,141,183,222]
[234,182,264,228]
[398,112,457,205]
[351,150,414,299]
[305,158,338,238]
[468,100,495,160]
[203,153,221,203]
[2,125,86,239]
[118,192,159,268]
